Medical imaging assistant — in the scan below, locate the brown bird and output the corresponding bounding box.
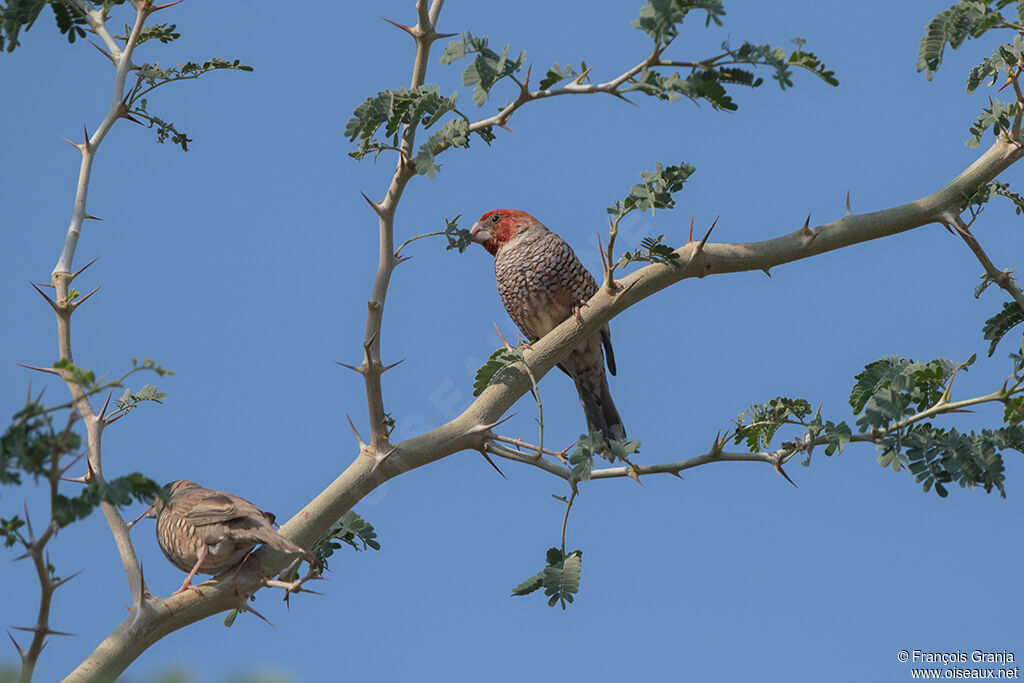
[470,209,625,444]
[142,480,310,595]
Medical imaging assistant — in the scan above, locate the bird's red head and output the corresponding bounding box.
[470,209,539,256]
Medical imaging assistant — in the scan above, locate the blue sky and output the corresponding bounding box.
[2,1,1022,681]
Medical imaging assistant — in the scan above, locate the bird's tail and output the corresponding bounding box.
[575,372,625,447]
[248,525,312,560]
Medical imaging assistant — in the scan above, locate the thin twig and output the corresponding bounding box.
[944,211,1024,312]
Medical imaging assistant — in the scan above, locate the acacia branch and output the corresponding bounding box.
[351,0,449,454]
[53,2,148,276]
[39,2,155,634]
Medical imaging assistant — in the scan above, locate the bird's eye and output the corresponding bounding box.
[490,214,501,224]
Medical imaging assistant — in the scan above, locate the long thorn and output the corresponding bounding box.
[380,16,415,35]
[775,463,798,489]
[335,361,361,373]
[7,631,23,658]
[346,414,367,449]
[382,359,406,373]
[89,40,115,63]
[480,452,506,478]
[71,257,99,281]
[698,216,719,251]
[359,191,383,215]
[30,282,59,311]
[572,65,594,85]
[71,284,102,309]
[17,364,63,377]
[148,0,184,12]
[98,390,114,421]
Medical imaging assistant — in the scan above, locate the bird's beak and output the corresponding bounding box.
[469,221,491,244]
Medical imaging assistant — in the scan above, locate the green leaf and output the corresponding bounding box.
[733,397,812,452]
[968,180,1024,215]
[53,473,161,528]
[52,359,96,388]
[537,61,587,90]
[443,214,473,253]
[414,118,469,177]
[615,234,682,271]
[49,1,88,46]
[345,85,460,164]
[632,0,726,45]
[608,162,695,222]
[966,97,1016,147]
[917,0,1012,80]
[440,33,526,105]
[311,510,381,572]
[116,22,179,45]
[851,356,964,432]
[472,347,522,397]
[542,550,582,610]
[983,302,1024,356]
[891,424,1020,497]
[823,421,853,456]
[511,571,544,596]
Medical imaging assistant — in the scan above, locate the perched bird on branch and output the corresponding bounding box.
[140,479,310,595]
[470,209,625,444]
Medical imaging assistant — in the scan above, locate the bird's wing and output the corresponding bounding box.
[177,490,264,527]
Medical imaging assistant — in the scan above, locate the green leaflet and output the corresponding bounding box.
[983,302,1024,356]
[511,547,583,609]
[312,510,381,572]
[472,347,522,397]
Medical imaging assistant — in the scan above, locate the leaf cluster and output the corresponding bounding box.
[607,162,695,221]
[968,180,1024,216]
[850,356,968,430]
[1,402,80,490]
[115,22,179,46]
[442,214,473,253]
[537,60,589,90]
[967,32,1024,91]
[966,97,1017,147]
[53,473,161,527]
[511,547,582,609]
[344,85,487,177]
[311,510,380,573]
[625,39,836,110]
[439,32,527,105]
[917,0,1024,80]
[114,383,166,417]
[568,432,642,481]
[632,0,726,45]
[0,0,123,52]
[895,425,1017,497]
[615,235,682,270]
[732,396,850,466]
[128,59,253,151]
[847,354,1019,497]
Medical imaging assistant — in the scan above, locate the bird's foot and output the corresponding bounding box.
[573,300,589,325]
[172,581,202,597]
